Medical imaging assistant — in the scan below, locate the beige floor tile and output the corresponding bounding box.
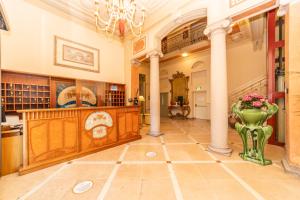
[189,133,211,143]
[226,162,300,199]
[76,145,125,161]
[130,135,161,144]
[105,164,175,200]
[166,144,213,161]
[0,164,63,200]
[162,133,195,143]
[124,145,165,161]
[26,164,114,200]
[173,164,256,200]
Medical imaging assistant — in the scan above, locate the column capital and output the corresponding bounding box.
[204,18,232,39]
[146,49,163,59]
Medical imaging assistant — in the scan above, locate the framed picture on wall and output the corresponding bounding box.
[54,36,100,72]
[132,36,146,55]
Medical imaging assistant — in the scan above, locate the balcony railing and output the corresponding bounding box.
[161,22,207,54]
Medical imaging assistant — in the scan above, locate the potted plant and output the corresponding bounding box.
[232,93,278,165]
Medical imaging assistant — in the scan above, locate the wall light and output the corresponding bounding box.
[181,52,189,57]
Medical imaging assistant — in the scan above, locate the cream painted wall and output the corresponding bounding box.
[159,39,266,118]
[227,39,267,92]
[1,0,124,83]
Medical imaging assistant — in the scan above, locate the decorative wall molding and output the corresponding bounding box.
[204,18,232,38]
[191,60,204,70]
[230,0,248,8]
[146,49,163,58]
[155,8,207,41]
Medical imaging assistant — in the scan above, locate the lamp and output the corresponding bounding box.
[138,95,145,102]
[138,95,145,125]
[138,95,145,113]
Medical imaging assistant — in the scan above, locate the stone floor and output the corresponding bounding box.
[1,118,300,200]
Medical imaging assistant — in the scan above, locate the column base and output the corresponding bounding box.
[282,158,300,177]
[208,144,232,156]
[148,131,164,137]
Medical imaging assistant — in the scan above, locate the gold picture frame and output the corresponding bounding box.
[54,36,100,73]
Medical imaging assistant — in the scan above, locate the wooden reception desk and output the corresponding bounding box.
[18,106,141,174]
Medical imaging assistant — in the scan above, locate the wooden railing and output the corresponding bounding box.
[161,22,207,54]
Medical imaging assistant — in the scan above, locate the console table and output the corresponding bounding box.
[168,105,191,119]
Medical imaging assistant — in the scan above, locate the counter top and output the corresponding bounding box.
[17,105,139,113]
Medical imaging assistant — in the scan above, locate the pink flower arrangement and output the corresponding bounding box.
[252,101,263,108]
[239,93,268,109]
[242,95,252,102]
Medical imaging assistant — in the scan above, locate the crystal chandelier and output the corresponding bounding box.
[94,0,145,37]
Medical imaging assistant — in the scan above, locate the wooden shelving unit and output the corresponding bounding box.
[1,82,50,112]
[1,70,126,112]
[105,84,125,106]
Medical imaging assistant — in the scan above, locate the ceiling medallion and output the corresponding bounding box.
[94,0,145,38]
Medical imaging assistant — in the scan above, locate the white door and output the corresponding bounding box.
[194,91,209,119]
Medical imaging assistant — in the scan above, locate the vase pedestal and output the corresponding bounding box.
[235,122,273,166]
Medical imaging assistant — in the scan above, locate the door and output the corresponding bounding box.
[194,91,209,119]
[160,93,169,117]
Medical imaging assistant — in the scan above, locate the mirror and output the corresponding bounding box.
[169,71,189,106]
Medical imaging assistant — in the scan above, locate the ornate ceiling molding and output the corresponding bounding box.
[39,0,174,27]
[40,0,95,25]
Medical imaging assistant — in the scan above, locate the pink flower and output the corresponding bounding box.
[250,93,264,99]
[260,98,265,102]
[252,101,263,108]
[242,95,252,102]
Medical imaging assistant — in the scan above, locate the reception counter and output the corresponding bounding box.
[18,106,141,174]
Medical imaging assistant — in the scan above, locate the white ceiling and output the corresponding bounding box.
[39,0,194,32]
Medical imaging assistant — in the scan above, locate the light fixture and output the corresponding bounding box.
[138,96,145,102]
[94,0,145,38]
[181,52,188,57]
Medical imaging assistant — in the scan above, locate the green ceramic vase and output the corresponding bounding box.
[239,109,268,126]
[232,101,278,165]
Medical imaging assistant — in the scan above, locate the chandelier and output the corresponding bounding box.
[94,0,145,37]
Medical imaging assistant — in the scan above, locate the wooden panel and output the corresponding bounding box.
[132,112,139,135]
[118,109,140,140]
[28,121,48,164]
[64,119,78,148]
[118,113,127,140]
[125,112,133,133]
[49,119,64,150]
[1,71,49,85]
[27,116,78,165]
[1,133,22,175]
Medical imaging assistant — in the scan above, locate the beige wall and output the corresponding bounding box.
[159,39,267,118]
[227,39,267,92]
[1,0,124,83]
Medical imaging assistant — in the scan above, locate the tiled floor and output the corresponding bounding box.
[1,118,300,200]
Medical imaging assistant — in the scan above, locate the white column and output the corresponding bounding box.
[204,19,232,156]
[147,50,163,137]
